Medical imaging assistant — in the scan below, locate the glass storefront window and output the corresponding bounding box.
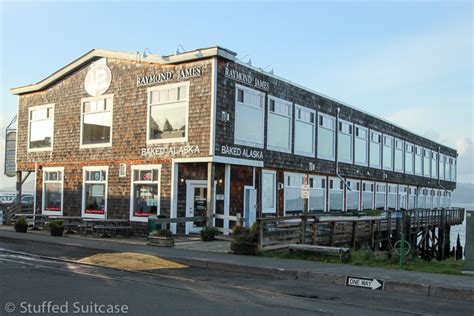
[42,168,63,214]
[82,167,108,218]
[130,165,161,221]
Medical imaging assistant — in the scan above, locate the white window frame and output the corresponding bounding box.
[294,105,316,157]
[382,135,394,171]
[398,184,408,210]
[262,169,277,214]
[362,181,375,210]
[129,164,161,222]
[394,138,404,173]
[80,94,114,149]
[328,177,344,211]
[345,179,360,212]
[375,182,386,210]
[42,167,64,216]
[267,95,292,153]
[82,166,109,219]
[146,82,190,145]
[414,145,423,176]
[405,142,414,175]
[234,84,265,148]
[387,184,398,210]
[283,172,304,215]
[309,175,327,212]
[408,186,417,210]
[369,130,382,169]
[423,148,431,178]
[354,125,369,167]
[27,103,55,152]
[337,119,353,164]
[317,112,336,161]
[431,152,438,179]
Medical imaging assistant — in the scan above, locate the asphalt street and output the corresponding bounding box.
[0,238,473,316]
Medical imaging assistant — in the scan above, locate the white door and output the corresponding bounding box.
[186,181,208,234]
[244,187,257,228]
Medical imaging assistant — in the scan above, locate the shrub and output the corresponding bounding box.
[231,224,259,255]
[14,216,28,233]
[149,229,173,238]
[49,219,64,237]
[200,227,219,241]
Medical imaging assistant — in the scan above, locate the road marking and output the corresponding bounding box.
[345,276,384,291]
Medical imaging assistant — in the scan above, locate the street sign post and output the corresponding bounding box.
[345,276,384,291]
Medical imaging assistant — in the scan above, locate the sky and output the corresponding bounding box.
[0,0,472,190]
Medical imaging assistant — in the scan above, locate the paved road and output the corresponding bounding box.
[0,239,472,316]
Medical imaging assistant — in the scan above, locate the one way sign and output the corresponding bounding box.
[345,276,384,291]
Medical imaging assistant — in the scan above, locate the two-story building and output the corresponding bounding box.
[11,46,457,235]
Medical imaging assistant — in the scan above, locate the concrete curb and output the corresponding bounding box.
[1,233,472,302]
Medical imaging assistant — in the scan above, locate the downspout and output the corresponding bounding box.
[335,107,351,191]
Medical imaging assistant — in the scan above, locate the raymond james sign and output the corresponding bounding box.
[141,145,200,157]
[137,67,202,87]
[220,145,263,160]
[224,66,270,91]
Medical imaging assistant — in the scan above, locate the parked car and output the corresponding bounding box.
[21,195,34,205]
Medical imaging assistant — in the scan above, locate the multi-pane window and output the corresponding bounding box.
[234,85,265,148]
[148,83,188,143]
[408,186,416,210]
[354,125,368,166]
[317,114,336,160]
[267,96,292,153]
[433,190,440,208]
[375,183,386,210]
[294,105,315,157]
[28,104,54,150]
[309,176,326,212]
[387,184,397,210]
[262,170,276,213]
[42,167,63,215]
[362,181,374,210]
[446,191,451,207]
[426,189,434,209]
[329,177,344,211]
[82,167,108,218]
[284,173,304,215]
[394,139,404,172]
[346,179,360,212]
[130,165,161,222]
[431,152,438,179]
[369,131,382,169]
[398,185,407,210]
[405,143,414,174]
[417,188,426,209]
[81,96,113,147]
[439,154,445,180]
[448,157,454,182]
[337,120,353,163]
[423,149,431,177]
[414,146,423,176]
[453,159,457,182]
[383,135,394,171]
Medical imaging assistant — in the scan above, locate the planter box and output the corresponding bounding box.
[148,236,174,247]
[14,224,27,233]
[50,226,64,237]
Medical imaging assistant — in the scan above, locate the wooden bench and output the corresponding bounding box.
[289,244,351,262]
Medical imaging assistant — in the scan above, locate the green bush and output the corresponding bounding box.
[200,227,219,241]
[231,224,259,255]
[149,229,173,238]
[14,216,28,233]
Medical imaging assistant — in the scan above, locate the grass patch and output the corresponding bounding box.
[261,249,466,275]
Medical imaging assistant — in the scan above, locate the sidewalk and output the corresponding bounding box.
[0,227,472,301]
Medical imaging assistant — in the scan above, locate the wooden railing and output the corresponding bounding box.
[257,208,465,251]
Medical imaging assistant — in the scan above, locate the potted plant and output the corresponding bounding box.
[49,219,64,237]
[14,216,28,233]
[148,229,174,247]
[200,227,219,241]
[230,223,259,255]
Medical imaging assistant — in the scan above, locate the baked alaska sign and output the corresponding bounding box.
[137,67,202,87]
[141,145,201,157]
[219,145,263,160]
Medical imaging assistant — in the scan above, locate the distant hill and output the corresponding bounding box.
[452,182,474,205]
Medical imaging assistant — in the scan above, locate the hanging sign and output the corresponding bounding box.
[84,59,112,97]
[4,130,16,177]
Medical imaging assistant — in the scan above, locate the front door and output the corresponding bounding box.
[244,186,257,228]
[186,181,208,234]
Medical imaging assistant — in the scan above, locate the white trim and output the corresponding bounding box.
[234,84,265,148]
[185,180,215,234]
[212,156,264,167]
[294,104,316,158]
[41,167,64,216]
[405,142,415,175]
[170,160,178,234]
[27,103,55,152]
[328,176,344,212]
[223,164,231,234]
[317,112,336,161]
[382,134,394,171]
[261,169,277,214]
[375,182,387,210]
[209,57,217,156]
[266,95,292,154]
[337,118,353,164]
[345,178,361,212]
[394,138,405,173]
[414,145,423,176]
[354,124,369,167]
[369,130,382,169]
[81,166,109,219]
[80,94,113,149]
[129,164,161,223]
[361,180,375,210]
[146,81,190,145]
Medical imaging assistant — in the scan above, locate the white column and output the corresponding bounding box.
[170,160,178,234]
[224,164,231,234]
